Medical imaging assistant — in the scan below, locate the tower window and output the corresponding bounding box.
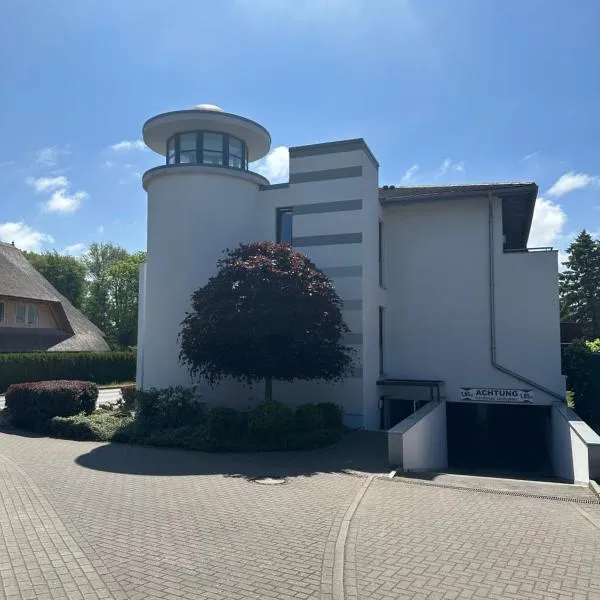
[165,131,247,170]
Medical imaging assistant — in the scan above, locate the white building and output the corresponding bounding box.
[137,104,600,482]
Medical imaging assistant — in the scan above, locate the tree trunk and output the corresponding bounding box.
[264,377,273,402]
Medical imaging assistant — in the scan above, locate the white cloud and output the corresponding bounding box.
[44,189,88,214]
[250,146,289,183]
[62,243,86,256]
[547,171,599,197]
[110,140,147,152]
[528,196,567,247]
[97,225,105,235]
[436,158,465,178]
[35,146,69,167]
[520,151,539,163]
[26,175,69,193]
[401,164,419,183]
[0,160,15,168]
[0,222,54,252]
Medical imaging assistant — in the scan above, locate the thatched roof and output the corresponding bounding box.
[0,242,110,352]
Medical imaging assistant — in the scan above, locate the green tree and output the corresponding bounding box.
[24,250,87,308]
[560,230,600,338]
[104,252,146,348]
[81,243,130,335]
[179,241,354,401]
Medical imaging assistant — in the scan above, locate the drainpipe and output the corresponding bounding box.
[487,193,564,402]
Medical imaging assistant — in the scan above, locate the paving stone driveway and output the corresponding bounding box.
[0,430,599,600]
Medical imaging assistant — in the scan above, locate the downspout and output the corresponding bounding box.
[487,193,564,402]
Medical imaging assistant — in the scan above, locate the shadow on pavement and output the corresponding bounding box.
[74,430,390,479]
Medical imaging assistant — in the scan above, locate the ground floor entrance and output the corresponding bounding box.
[446,402,552,475]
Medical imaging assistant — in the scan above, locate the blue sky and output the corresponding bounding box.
[1,0,599,259]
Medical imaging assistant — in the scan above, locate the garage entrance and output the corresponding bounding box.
[446,402,552,475]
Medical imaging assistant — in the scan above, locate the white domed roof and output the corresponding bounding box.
[193,103,224,112]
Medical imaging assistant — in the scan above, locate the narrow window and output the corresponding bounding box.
[0,302,4,324]
[27,304,38,326]
[166,137,176,165]
[16,303,26,324]
[378,307,384,375]
[378,220,384,286]
[179,133,197,164]
[203,132,224,165]
[228,136,243,169]
[276,208,293,243]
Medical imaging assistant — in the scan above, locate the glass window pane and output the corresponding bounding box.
[228,155,242,169]
[16,304,25,323]
[277,209,293,243]
[229,137,242,158]
[203,150,223,166]
[179,150,196,164]
[0,302,4,323]
[180,133,196,152]
[204,132,223,152]
[27,304,38,325]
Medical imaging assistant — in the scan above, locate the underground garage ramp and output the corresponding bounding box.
[446,402,552,475]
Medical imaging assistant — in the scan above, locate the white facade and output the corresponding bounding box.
[138,105,592,478]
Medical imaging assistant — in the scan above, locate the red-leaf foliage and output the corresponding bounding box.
[179,242,354,387]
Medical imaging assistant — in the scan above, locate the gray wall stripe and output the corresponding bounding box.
[289,138,379,168]
[292,199,362,215]
[323,265,363,278]
[260,183,290,190]
[289,166,362,184]
[344,332,363,345]
[293,233,362,247]
[343,299,362,311]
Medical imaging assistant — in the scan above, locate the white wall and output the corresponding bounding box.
[388,401,448,470]
[552,403,600,483]
[142,169,261,393]
[383,196,563,406]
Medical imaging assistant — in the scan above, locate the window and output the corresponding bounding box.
[378,220,384,287]
[167,137,176,165]
[203,132,224,166]
[179,133,196,164]
[16,303,26,324]
[0,302,4,324]
[276,208,293,243]
[27,304,39,325]
[164,131,247,170]
[378,307,384,375]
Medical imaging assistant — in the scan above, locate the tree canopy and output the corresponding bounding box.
[560,230,600,338]
[179,241,354,400]
[24,250,87,308]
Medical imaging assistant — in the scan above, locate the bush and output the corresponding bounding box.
[5,380,98,429]
[136,386,205,430]
[295,403,326,432]
[49,411,133,442]
[316,402,344,429]
[120,384,137,411]
[205,406,242,446]
[248,399,294,445]
[0,351,135,392]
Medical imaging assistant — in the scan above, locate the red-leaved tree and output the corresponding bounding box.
[179,242,354,400]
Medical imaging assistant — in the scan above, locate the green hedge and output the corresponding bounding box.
[0,352,136,392]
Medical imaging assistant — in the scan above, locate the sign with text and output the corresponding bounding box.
[459,387,534,403]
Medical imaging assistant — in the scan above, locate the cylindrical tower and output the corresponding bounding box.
[139,104,271,390]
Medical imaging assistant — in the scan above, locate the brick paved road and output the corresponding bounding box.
[0,430,599,600]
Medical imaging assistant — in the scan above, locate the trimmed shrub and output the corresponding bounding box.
[120,384,137,411]
[0,351,135,392]
[5,380,98,429]
[295,403,326,432]
[205,406,242,447]
[136,386,205,430]
[248,399,294,445]
[49,411,133,442]
[317,402,343,429]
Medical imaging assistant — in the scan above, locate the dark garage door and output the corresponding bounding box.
[447,402,552,475]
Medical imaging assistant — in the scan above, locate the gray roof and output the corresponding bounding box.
[379,182,538,250]
[0,242,110,352]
